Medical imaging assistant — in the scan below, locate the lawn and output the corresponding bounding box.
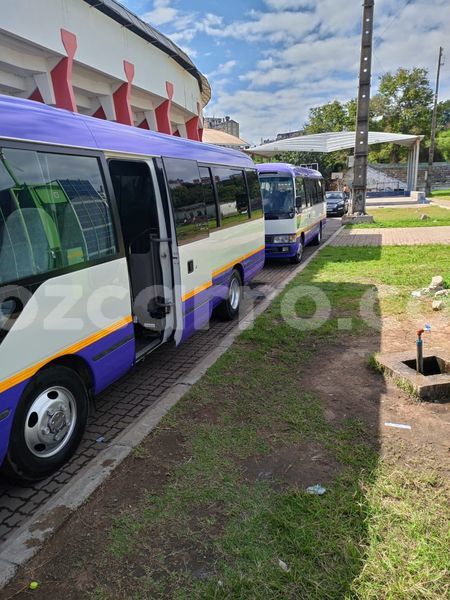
[430,188,450,199]
[8,246,450,600]
[347,206,450,229]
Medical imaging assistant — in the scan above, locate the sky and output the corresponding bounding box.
[122,0,450,144]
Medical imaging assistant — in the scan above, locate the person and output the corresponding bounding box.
[343,183,350,199]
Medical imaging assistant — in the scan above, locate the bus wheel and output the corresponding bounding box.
[217,269,242,321]
[290,238,304,264]
[1,366,89,482]
[312,224,322,245]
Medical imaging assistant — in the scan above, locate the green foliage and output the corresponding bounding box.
[436,129,450,161]
[305,99,356,134]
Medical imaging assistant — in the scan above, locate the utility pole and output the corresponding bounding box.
[351,0,375,217]
[425,46,444,197]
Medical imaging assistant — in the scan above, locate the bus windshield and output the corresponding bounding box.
[259,176,295,219]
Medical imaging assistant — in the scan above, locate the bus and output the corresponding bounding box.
[257,163,326,263]
[0,95,265,481]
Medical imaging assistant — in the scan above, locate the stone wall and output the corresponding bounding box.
[370,162,450,191]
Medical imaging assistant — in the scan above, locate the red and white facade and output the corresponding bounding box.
[0,0,210,140]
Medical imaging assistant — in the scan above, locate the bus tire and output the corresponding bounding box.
[1,366,89,482]
[217,269,242,321]
[311,223,322,245]
[290,237,304,264]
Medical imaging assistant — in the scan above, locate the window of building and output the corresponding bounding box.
[198,166,219,230]
[213,167,249,227]
[0,148,117,285]
[163,158,208,245]
[245,169,263,218]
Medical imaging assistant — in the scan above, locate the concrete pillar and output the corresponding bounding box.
[177,123,188,138]
[113,60,134,125]
[412,139,420,191]
[50,29,78,112]
[155,81,174,135]
[185,115,200,141]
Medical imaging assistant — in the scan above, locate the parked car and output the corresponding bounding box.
[326,191,348,216]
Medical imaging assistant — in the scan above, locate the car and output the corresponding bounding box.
[326,191,348,216]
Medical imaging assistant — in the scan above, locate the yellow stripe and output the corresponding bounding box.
[212,245,265,278]
[181,280,212,302]
[181,244,265,303]
[0,316,133,395]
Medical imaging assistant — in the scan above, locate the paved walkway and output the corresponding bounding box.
[330,225,450,247]
[0,221,341,547]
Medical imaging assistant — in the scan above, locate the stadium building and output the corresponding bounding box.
[0,0,210,140]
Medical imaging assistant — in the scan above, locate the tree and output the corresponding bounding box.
[304,99,356,134]
[436,130,450,161]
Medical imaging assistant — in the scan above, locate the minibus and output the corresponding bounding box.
[0,96,264,480]
[257,163,326,263]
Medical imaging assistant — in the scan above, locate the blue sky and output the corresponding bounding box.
[122,0,450,144]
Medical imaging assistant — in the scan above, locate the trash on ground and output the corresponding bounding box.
[306,484,327,495]
[384,422,411,430]
[434,289,449,298]
[278,559,290,572]
[96,436,105,443]
[411,290,422,298]
[419,213,429,220]
[429,275,444,291]
[424,324,431,331]
[432,300,443,311]
[29,581,39,590]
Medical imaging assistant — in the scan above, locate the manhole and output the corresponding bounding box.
[375,350,450,402]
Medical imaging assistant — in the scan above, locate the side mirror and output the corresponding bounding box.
[295,196,303,209]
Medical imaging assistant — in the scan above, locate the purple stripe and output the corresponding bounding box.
[0,95,254,169]
[77,322,135,394]
[0,380,29,467]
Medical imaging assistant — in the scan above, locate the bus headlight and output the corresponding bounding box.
[273,234,297,244]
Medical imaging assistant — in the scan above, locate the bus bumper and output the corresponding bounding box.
[265,241,299,259]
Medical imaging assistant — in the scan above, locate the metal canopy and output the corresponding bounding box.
[247,131,423,191]
[247,131,422,155]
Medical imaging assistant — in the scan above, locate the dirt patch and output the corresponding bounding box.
[243,442,342,490]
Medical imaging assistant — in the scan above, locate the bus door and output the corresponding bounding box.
[108,159,175,347]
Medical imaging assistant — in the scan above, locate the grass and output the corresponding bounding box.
[88,246,449,599]
[346,206,450,229]
[430,188,450,199]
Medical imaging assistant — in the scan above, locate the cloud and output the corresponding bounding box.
[140,0,177,26]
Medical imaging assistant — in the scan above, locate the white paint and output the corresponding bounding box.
[0,259,131,382]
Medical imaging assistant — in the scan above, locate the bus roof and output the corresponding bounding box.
[0,95,254,169]
[256,162,322,179]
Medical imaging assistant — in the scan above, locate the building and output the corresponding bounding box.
[204,116,240,138]
[0,0,210,140]
[202,128,249,150]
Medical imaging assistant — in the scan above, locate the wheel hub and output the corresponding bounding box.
[24,386,77,458]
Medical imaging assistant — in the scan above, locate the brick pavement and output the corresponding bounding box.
[0,219,341,546]
[330,225,450,247]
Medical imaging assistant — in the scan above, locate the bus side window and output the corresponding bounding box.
[304,179,317,207]
[212,167,249,227]
[162,158,208,245]
[198,166,219,230]
[295,177,307,211]
[315,179,325,203]
[245,169,263,219]
[0,147,117,285]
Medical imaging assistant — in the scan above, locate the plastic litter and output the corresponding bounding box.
[411,290,422,298]
[278,559,290,572]
[384,422,411,430]
[29,581,39,590]
[96,436,105,443]
[306,484,327,495]
[424,324,431,332]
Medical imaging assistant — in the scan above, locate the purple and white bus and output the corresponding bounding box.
[257,163,326,263]
[0,96,264,481]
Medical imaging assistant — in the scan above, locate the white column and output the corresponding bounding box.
[33,72,56,104]
[412,139,420,191]
[99,95,116,120]
[177,123,188,138]
[143,109,157,131]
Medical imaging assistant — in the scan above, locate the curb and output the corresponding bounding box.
[0,224,343,589]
